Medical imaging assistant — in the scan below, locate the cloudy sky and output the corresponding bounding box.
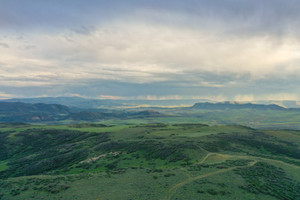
[1,0,300,101]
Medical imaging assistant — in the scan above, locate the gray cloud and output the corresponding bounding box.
[1,0,300,35]
[0,42,9,48]
[0,0,300,100]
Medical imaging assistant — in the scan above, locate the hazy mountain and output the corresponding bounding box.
[191,101,287,110]
[69,110,163,121]
[0,102,163,122]
[0,102,71,114]
[0,102,71,122]
[1,97,206,109]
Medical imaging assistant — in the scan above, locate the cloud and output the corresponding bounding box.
[97,94,225,101]
[1,1,300,99]
[136,95,184,100]
[0,92,13,99]
[0,42,9,48]
[234,93,299,102]
[260,93,299,101]
[234,94,255,102]
[1,22,300,88]
[98,95,129,100]
[1,0,300,35]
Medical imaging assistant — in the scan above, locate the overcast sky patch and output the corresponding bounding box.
[0,0,300,100]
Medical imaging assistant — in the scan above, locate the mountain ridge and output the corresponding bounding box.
[191,101,289,110]
[0,102,71,114]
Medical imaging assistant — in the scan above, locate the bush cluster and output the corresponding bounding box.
[234,162,300,200]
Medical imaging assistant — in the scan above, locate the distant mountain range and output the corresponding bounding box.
[0,102,163,122]
[0,102,71,114]
[191,101,289,111]
[0,97,208,109]
[69,110,162,121]
[1,100,300,123]
[2,97,300,109]
[0,102,71,122]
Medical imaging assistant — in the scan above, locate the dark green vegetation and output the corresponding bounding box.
[235,162,300,200]
[0,122,299,199]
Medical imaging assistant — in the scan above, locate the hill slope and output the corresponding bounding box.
[0,123,299,200]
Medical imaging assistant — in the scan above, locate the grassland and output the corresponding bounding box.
[112,107,300,130]
[0,122,299,200]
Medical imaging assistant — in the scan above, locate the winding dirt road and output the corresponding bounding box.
[164,151,299,200]
[163,152,259,200]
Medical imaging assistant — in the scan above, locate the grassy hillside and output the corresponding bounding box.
[121,107,300,130]
[0,122,299,199]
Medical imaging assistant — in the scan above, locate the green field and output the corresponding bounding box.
[0,122,299,200]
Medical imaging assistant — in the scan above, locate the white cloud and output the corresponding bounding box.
[261,93,299,101]
[190,95,227,102]
[1,21,300,88]
[234,93,299,102]
[234,94,255,102]
[0,92,13,99]
[0,42,9,48]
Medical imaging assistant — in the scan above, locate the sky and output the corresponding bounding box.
[1,0,300,101]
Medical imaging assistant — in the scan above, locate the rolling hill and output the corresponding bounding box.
[0,122,299,199]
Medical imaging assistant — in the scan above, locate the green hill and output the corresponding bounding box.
[0,122,299,200]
